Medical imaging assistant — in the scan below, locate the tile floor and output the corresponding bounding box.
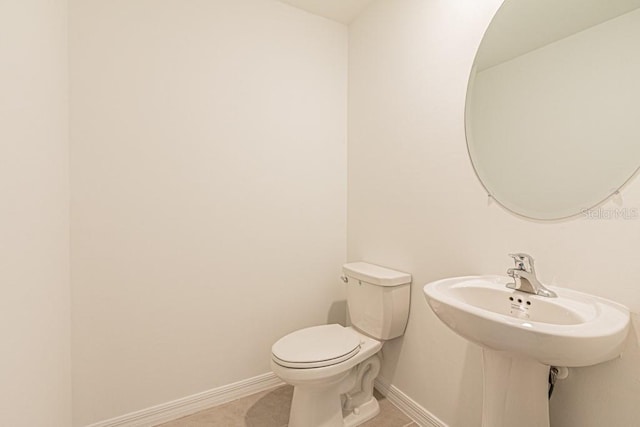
[159,385,417,427]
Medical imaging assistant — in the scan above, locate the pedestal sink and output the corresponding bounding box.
[423,275,630,427]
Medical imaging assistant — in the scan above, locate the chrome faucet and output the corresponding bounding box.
[506,253,557,298]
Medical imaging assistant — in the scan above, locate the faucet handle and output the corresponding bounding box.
[508,253,535,271]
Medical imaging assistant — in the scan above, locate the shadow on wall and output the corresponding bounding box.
[377,337,405,386]
[633,313,640,349]
[548,313,640,427]
[452,344,483,426]
[328,300,348,325]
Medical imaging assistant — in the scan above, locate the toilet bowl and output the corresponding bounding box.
[271,262,411,427]
[272,325,383,427]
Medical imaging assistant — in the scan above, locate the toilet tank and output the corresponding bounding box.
[343,262,412,340]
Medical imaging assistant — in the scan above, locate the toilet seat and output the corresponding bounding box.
[272,324,361,369]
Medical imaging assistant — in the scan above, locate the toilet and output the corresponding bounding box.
[271,262,411,427]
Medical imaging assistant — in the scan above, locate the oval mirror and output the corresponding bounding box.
[465,0,640,220]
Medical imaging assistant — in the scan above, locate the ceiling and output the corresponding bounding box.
[279,0,640,66]
[278,0,376,24]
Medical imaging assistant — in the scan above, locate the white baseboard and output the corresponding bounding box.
[86,372,284,427]
[375,378,448,427]
[86,372,442,427]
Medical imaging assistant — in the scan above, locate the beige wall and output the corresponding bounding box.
[348,0,640,426]
[8,1,638,425]
[69,0,348,425]
[0,1,71,426]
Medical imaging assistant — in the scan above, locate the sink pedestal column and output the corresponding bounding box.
[482,349,550,427]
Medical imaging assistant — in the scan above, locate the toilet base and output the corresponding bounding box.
[288,387,381,427]
[284,353,382,427]
[289,376,347,427]
[343,396,380,427]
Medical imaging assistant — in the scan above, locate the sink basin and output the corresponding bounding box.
[424,275,629,367]
[424,275,630,427]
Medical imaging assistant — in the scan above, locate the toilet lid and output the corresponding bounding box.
[272,324,361,369]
